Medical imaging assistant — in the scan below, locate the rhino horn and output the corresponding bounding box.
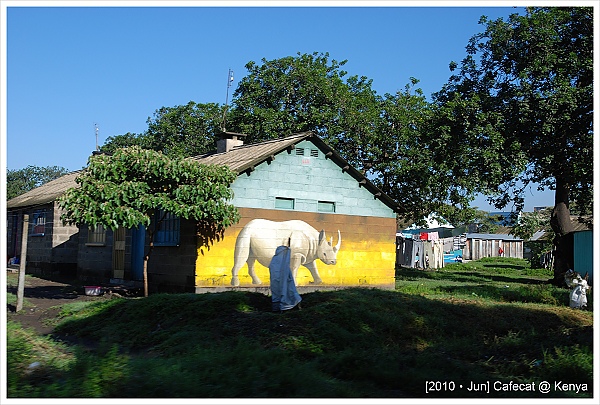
[334,230,341,252]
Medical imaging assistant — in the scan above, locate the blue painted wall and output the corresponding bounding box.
[231,139,395,219]
[573,230,593,284]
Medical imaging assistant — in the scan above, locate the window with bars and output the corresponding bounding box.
[310,149,319,158]
[87,224,106,245]
[296,148,305,156]
[31,210,46,236]
[154,210,180,246]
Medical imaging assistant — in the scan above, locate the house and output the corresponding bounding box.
[525,216,593,283]
[189,132,400,292]
[6,171,82,277]
[6,132,401,293]
[462,233,523,260]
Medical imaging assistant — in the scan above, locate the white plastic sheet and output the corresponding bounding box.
[269,246,302,311]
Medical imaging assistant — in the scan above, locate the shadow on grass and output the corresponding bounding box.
[6,285,80,304]
[8,288,594,399]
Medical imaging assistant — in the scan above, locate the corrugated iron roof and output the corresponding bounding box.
[466,233,523,241]
[571,216,593,232]
[6,132,403,213]
[189,132,309,174]
[6,171,81,209]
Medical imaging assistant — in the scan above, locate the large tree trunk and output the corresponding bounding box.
[549,177,574,285]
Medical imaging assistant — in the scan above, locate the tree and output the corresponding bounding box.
[58,147,240,296]
[229,53,461,225]
[7,165,70,200]
[99,132,148,155]
[229,52,357,149]
[510,208,554,267]
[365,79,484,227]
[432,7,593,283]
[144,101,225,157]
[100,102,224,158]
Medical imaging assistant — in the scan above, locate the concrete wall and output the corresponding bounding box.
[195,207,397,291]
[147,217,198,293]
[77,225,115,282]
[194,139,397,292]
[230,140,396,219]
[6,203,79,275]
[51,203,80,270]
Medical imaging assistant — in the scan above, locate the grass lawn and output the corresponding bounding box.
[5,258,594,398]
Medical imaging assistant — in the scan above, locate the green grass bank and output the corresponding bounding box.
[6,258,594,398]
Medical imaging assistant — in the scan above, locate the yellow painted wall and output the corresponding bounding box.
[195,208,396,289]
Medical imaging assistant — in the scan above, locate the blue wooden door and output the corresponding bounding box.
[131,225,145,281]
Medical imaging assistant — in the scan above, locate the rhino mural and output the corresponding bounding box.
[231,219,341,286]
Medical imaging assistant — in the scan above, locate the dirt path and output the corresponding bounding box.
[6,272,136,336]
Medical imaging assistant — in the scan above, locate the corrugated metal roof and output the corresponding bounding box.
[571,216,593,232]
[466,233,523,241]
[6,171,81,209]
[6,132,403,214]
[189,132,309,174]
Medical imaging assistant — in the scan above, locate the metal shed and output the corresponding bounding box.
[463,233,523,260]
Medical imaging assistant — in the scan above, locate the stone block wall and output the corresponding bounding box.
[76,225,115,282]
[7,203,79,275]
[147,218,198,293]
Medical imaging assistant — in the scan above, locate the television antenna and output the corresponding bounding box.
[94,123,99,151]
[221,69,234,131]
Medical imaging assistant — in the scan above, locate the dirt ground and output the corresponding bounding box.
[6,272,138,336]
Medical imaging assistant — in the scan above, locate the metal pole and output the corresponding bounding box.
[221,69,234,131]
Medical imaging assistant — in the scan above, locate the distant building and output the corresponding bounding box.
[463,233,523,260]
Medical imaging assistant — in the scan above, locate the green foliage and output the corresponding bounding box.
[511,209,554,266]
[101,102,224,158]
[433,7,593,215]
[145,101,225,157]
[230,51,351,144]
[58,146,240,232]
[511,209,552,241]
[7,165,70,200]
[99,132,148,155]
[6,321,75,397]
[228,52,484,225]
[541,345,593,385]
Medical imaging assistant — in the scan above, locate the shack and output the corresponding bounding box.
[463,233,523,260]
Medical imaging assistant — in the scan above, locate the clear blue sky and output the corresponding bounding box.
[2,1,557,211]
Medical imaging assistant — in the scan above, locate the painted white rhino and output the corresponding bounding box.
[230,219,341,286]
